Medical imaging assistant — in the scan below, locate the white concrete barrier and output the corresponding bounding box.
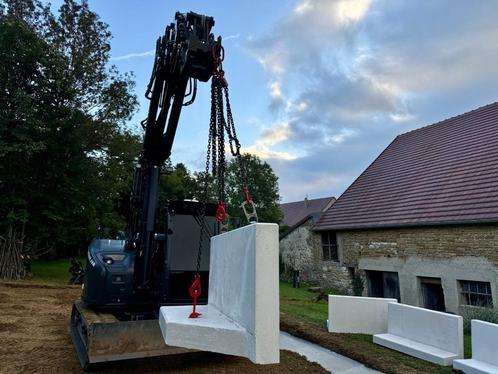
[453,320,498,373]
[328,295,397,334]
[159,223,280,364]
[373,303,463,366]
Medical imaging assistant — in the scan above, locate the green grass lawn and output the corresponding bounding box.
[280,280,472,372]
[31,257,85,284]
[279,281,335,326]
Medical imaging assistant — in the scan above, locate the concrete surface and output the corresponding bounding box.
[280,331,379,374]
[159,223,279,364]
[453,319,498,373]
[358,255,498,315]
[374,302,463,366]
[328,295,397,334]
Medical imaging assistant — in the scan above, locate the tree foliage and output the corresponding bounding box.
[0,0,140,272]
[225,154,283,224]
[0,0,283,280]
[158,155,283,227]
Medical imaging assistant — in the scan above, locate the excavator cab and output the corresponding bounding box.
[82,201,217,309]
[72,201,218,367]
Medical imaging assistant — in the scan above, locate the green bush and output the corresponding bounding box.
[461,305,498,332]
[352,275,364,296]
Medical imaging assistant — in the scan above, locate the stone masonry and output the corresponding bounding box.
[337,224,498,314]
[280,218,352,293]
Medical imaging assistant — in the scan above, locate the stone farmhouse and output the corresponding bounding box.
[314,102,498,315]
[279,196,353,290]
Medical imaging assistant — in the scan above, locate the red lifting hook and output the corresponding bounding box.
[215,202,228,222]
[188,275,202,318]
[243,185,252,207]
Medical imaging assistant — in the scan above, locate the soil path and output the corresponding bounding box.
[0,282,326,374]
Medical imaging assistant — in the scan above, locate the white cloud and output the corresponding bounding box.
[259,121,291,146]
[326,128,357,144]
[111,49,155,61]
[245,0,498,201]
[241,121,298,161]
[334,0,371,24]
[269,81,283,101]
[241,146,297,161]
[224,33,240,41]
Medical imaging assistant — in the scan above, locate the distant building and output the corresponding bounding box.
[313,102,498,314]
[278,196,354,291]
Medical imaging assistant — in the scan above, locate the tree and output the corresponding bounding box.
[0,0,139,277]
[159,162,196,203]
[225,154,283,224]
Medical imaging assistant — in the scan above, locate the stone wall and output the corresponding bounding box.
[338,224,498,267]
[280,219,352,293]
[337,224,498,314]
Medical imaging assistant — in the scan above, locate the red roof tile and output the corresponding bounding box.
[314,102,498,230]
[280,196,335,227]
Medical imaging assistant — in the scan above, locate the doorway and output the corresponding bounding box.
[419,277,445,311]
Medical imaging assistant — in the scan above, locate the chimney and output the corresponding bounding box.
[304,196,309,208]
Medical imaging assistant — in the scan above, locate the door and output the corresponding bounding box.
[420,277,445,311]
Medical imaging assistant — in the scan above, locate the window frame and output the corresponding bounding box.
[321,231,338,262]
[459,280,493,307]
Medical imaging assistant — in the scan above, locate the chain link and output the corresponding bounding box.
[194,65,255,274]
[194,80,216,275]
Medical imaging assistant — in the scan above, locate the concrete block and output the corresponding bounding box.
[453,319,498,373]
[159,305,247,358]
[327,295,397,334]
[373,303,463,366]
[373,333,459,366]
[159,223,279,364]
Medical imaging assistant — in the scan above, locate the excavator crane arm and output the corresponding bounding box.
[127,12,222,290]
[71,12,240,369]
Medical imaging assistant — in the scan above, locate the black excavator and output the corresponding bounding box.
[70,11,256,368]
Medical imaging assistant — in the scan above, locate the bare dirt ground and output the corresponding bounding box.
[0,282,326,374]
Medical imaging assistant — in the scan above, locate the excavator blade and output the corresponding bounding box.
[70,302,192,369]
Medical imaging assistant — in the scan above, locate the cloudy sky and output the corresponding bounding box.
[49,0,498,202]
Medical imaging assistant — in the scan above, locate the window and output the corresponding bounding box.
[321,231,338,261]
[366,270,401,302]
[459,280,493,307]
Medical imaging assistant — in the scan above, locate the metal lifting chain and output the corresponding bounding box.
[189,44,258,319]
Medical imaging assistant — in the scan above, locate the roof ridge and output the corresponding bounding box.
[399,101,498,137]
[280,196,335,205]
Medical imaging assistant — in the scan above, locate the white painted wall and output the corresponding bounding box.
[328,295,397,334]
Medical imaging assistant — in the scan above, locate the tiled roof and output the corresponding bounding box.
[280,196,335,228]
[314,102,498,231]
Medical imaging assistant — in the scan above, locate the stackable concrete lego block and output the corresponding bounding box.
[327,295,397,334]
[159,223,279,364]
[373,303,463,366]
[453,319,498,373]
